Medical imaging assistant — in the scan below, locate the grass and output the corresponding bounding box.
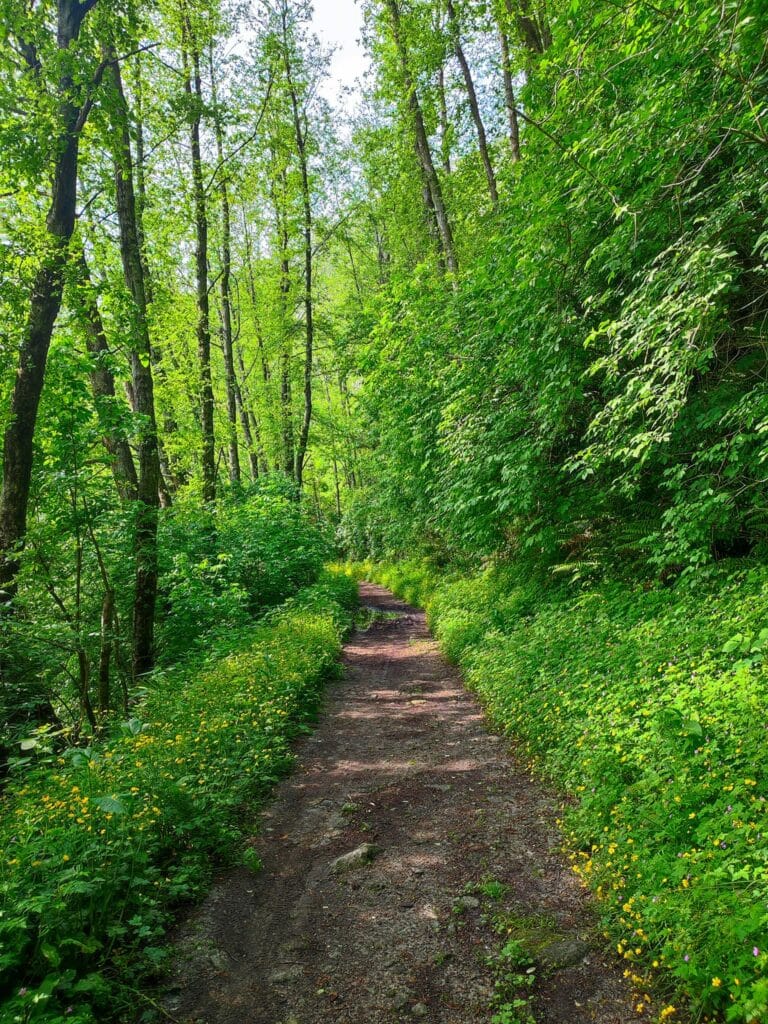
[346,559,768,1023]
[0,570,358,1024]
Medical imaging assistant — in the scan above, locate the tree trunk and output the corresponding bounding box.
[384,0,458,274]
[184,33,216,503]
[0,0,99,603]
[133,52,177,505]
[210,47,241,486]
[281,346,295,478]
[242,206,272,387]
[498,27,521,161]
[98,587,115,714]
[234,350,261,481]
[108,54,161,679]
[372,217,390,284]
[78,649,97,732]
[345,235,364,305]
[273,173,295,478]
[445,0,498,205]
[437,63,452,176]
[75,249,139,501]
[506,0,550,56]
[281,3,314,491]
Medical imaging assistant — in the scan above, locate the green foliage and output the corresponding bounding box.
[0,571,357,1023]
[347,0,768,569]
[0,482,330,754]
[366,559,768,1022]
[156,482,331,662]
[486,929,537,1024]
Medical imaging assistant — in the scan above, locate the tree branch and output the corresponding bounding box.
[74,43,160,134]
[514,107,622,208]
[204,74,274,197]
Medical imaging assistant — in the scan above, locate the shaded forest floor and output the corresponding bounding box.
[165,583,636,1023]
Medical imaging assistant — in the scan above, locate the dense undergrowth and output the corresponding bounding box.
[350,560,768,1023]
[0,570,357,1024]
[2,482,331,756]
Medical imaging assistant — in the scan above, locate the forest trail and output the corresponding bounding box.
[166,583,634,1024]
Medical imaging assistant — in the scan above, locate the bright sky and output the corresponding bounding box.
[311,0,369,102]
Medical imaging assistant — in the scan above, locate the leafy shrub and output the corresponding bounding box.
[352,1,768,571]
[362,560,768,1023]
[156,483,331,662]
[0,571,357,1023]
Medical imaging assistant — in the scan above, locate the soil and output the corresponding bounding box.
[165,582,636,1024]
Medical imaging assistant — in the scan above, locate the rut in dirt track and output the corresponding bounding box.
[167,582,634,1024]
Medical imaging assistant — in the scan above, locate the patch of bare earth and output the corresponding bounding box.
[165,582,635,1024]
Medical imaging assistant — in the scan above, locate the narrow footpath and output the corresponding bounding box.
[167,583,635,1024]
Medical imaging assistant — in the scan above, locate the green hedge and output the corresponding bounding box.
[0,571,358,1024]
[349,561,768,1023]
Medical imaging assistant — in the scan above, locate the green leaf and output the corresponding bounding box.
[93,795,127,815]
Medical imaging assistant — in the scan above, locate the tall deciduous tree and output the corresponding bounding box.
[106,48,161,677]
[444,0,497,204]
[0,0,102,602]
[182,15,216,504]
[278,0,314,489]
[382,0,458,274]
[210,46,242,486]
[497,23,521,161]
[75,248,139,502]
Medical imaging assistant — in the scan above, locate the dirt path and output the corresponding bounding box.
[167,583,635,1024]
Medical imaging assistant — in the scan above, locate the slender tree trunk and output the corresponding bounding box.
[372,217,390,284]
[210,47,241,486]
[423,183,446,274]
[234,225,268,477]
[77,649,97,731]
[323,377,343,519]
[281,346,294,478]
[281,4,314,490]
[344,235,364,305]
[98,587,115,714]
[445,0,498,205]
[133,53,177,505]
[0,0,99,602]
[132,53,154,303]
[437,63,452,176]
[234,350,261,481]
[273,175,295,478]
[384,0,458,274]
[338,374,361,490]
[76,249,139,501]
[498,27,521,161]
[506,0,550,56]
[242,206,273,386]
[184,33,216,503]
[108,54,161,679]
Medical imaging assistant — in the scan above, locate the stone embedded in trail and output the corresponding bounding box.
[391,992,412,1011]
[454,895,480,911]
[539,937,591,969]
[269,965,304,985]
[330,842,382,872]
